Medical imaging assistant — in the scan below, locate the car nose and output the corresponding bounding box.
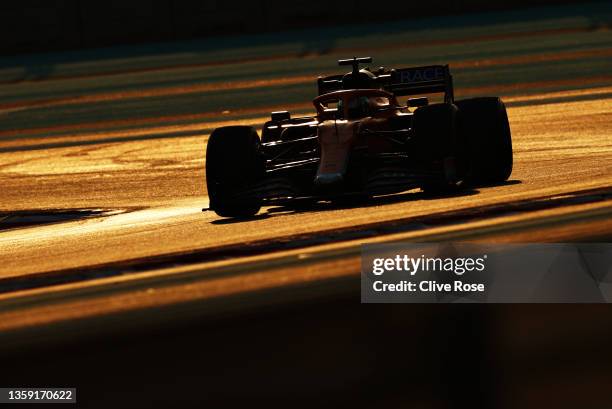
[314,120,358,187]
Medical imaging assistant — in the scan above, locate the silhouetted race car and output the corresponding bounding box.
[206,57,512,217]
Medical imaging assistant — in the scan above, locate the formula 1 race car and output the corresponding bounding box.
[206,57,512,217]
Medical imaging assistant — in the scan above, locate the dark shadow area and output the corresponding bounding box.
[1,2,609,70]
[210,213,271,225]
[0,209,119,231]
[265,188,480,217]
[0,295,493,408]
[1,293,611,408]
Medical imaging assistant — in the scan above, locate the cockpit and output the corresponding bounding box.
[313,89,398,120]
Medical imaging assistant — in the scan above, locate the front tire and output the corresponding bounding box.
[206,126,264,218]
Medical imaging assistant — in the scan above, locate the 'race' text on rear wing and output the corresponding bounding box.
[317,64,454,103]
[384,65,454,103]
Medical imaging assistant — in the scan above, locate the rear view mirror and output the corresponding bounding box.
[271,111,291,121]
[406,97,429,108]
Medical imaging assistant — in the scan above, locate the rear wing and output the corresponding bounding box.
[384,65,454,103]
[317,62,455,103]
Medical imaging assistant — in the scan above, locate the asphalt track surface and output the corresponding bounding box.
[0,2,611,329]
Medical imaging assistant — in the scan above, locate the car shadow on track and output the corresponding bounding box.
[267,180,522,214]
[210,213,271,225]
[0,208,123,231]
[209,180,522,223]
[268,188,481,216]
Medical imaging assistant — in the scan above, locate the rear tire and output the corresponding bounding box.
[206,126,264,218]
[413,103,463,193]
[456,97,513,185]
